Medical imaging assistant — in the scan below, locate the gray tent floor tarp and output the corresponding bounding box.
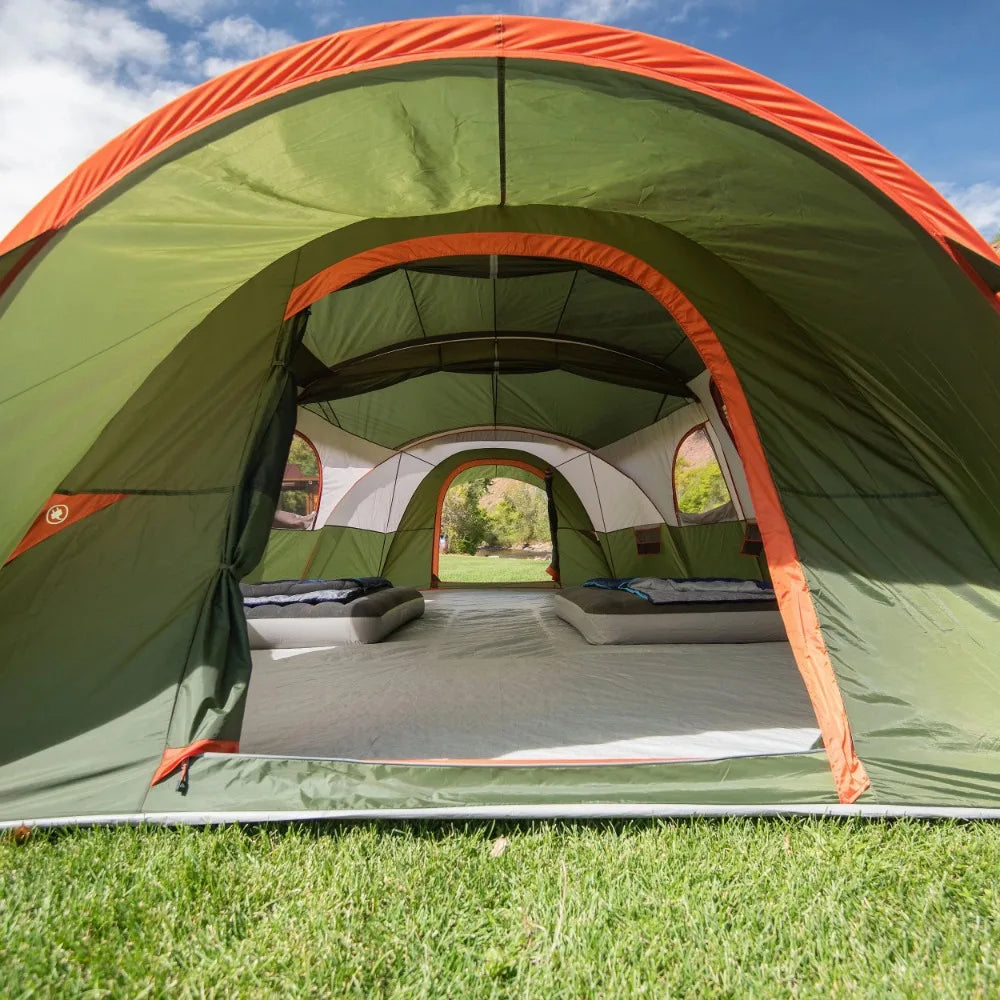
[241,590,820,762]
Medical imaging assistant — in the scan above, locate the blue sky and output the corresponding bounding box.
[1,0,998,238]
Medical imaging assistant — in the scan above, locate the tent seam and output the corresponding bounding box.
[778,488,940,501]
[496,55,507,207]
[402,269,428,339]
[552,268,577,334]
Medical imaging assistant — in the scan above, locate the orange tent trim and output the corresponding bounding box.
[151,740,241,786]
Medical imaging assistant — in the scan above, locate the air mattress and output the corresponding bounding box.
[553,586,785,645]
[245,586,424,648]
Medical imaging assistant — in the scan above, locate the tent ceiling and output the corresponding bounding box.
[297,330,696,403]
[305,369,689,450]
[317,436,665,533]
[301,256,702,373]
[2,42,997,565]
[297,253,703,447]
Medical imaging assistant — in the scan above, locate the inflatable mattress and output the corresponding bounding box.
[552,585,785,645]
[243,580,424,648]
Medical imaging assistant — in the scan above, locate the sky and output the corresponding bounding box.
[1,0,998,240]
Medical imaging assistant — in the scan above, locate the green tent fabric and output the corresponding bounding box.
[1,16,999,824]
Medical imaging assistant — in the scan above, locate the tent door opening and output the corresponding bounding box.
[432,459,559,587]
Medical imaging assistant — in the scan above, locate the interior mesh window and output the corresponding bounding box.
[634,525,662,556]
[674,424,733,518]
[274,431,321,530]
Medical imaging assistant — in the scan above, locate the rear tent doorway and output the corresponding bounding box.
[434,461,556,587]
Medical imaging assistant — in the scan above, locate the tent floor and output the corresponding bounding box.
[242,590,821,764]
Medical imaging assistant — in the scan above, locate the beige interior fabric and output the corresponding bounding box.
[315,433,664,534]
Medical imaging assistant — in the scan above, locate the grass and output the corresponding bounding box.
[3,820,1000,998]
[438,552,552,584]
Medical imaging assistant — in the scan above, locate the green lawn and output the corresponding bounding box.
[439,552,552,584]
[3,820,1000,997]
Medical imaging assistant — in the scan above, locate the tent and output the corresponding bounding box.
[1,16,999,825]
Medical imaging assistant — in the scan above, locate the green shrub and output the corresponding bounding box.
[489,483,550,548]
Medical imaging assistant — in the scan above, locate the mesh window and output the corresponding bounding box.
[674,424,733,519]
[274,431,321,530]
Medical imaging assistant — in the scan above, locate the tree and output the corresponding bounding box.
[489,482,550,547]
[288,435,318,476]
[441,476,493,554]
[280,434,320,514]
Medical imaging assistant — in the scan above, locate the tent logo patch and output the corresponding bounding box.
[45,503,69,525]
[6,493,126,567]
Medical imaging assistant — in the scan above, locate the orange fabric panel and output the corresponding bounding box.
[4,492,126,566]
[151,739,240,786]
[431,457,547,582]
[1,16,996,313]
[283,231,869,805]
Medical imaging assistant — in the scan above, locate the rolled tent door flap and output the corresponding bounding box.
[154,326,302,784]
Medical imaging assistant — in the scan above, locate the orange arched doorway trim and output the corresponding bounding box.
[283,231,869,806]
[431,458,554,585]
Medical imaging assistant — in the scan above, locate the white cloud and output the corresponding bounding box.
[178,15,299,79]
[0,4,301,239]
[294,0,347,31]
[937,181,1000,239]
[1,0,170,73]
[0,0,185,238]
[517,0,708,26]
[201,55,249,77]
[518,0,645,23]
[201,16,297,60]
[147,0,235,27]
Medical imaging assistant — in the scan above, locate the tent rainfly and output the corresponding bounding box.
[2,16,1000,826]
